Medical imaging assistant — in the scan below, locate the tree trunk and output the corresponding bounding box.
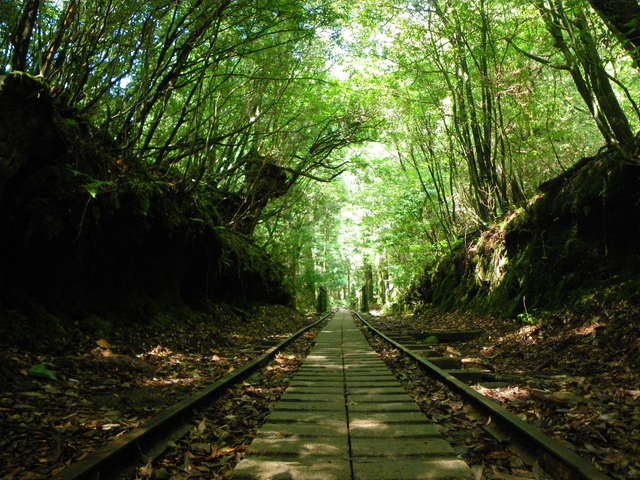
[316,286,328,313]
[574,8,634,147]
[360,285,369,313]
[11,0,41,72]
[40,0,78,78]
[364,261,375,305]
[536,0,634,149]
[587,0,640,70]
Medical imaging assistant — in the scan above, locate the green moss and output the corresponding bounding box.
[0,71,48,95]
[406,144,640,319]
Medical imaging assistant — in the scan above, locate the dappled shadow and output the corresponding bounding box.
[0,307,314,478]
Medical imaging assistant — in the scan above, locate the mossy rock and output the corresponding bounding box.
[0,71,49,97]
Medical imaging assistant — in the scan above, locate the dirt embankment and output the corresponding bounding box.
[403,143,640,477]
[0,72,292,350]
[409,143,640,317]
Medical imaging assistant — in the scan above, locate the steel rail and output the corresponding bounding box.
[59,312,332,480]
[354,312,612,480]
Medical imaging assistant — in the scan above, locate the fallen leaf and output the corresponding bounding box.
[530,389,583,405]
[191,442,210,454]
[22,391,47,399]
[197,418,207,434]
[471,464,485,480]
[138,461,153,478]
[486,450,512,460]
[96,339,113,348]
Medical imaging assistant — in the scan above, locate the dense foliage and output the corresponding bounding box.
[258,0,640,308]
[2,0,374,234]
[3,0,639,310]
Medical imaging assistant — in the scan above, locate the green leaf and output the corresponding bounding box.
[66,166,85,177]
[28,364,58,381]
[85,184,98,198]
[83,180,114,199]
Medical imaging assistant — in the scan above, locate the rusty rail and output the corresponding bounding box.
[60,312,332,480]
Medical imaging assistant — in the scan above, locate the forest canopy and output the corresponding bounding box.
[2,0,639,309]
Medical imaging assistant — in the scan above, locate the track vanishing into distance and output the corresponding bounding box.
[235,311,611,480]
[58,310,611,480]
[233,310,473,479]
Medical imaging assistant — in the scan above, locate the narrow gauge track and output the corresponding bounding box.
[232,310,475,479]
[355,312,612,480]
[57,313,331,480]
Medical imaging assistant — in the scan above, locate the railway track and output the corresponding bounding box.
[356,312,612,480]
[232,310,474,479]
[230,311,613,479]
[57,312,331,480]
[55,311,613,479]
[360,316,507,384]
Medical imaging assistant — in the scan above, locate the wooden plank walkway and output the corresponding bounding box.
[233,310,473,479]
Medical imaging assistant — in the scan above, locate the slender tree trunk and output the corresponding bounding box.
[41,0,78,78]
[574,9,634,147]
[379,256,388,305]
[11,0,41,72]
[364,260,375,305]
[360,285,369,313]
[536,0,633,148]
[317,286,328,313]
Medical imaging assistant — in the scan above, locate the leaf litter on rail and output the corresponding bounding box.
[360,325,553,480]
[0,305,311,479]
[372,308,640,479]
[133,329,319,480]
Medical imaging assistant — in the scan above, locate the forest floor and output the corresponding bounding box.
[379,301,640,479]
[0,303,313,479]
[4,303,639,479]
